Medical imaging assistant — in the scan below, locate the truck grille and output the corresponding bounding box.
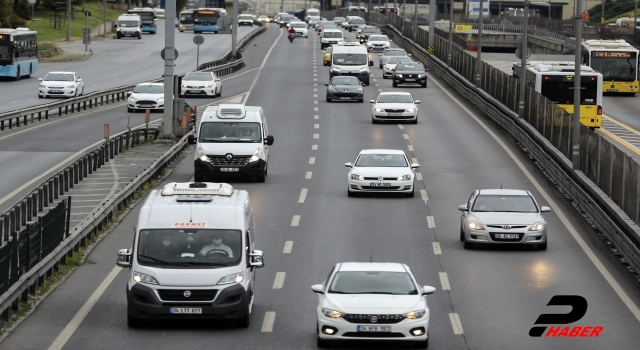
[208,155,251,165]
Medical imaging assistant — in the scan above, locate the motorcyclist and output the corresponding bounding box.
[287,26,296,37]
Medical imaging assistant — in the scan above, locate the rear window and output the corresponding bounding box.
[323,32,343,38]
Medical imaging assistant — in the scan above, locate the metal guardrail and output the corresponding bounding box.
[380,24,640,281]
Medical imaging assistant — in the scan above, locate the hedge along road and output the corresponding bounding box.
[0,20,257,113]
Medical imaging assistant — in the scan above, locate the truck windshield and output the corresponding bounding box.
[137,229,242,268]
[199,122,262,142]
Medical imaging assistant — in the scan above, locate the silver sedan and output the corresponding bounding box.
[458,189,551,250]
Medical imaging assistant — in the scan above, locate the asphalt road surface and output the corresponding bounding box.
[1,25,640,350]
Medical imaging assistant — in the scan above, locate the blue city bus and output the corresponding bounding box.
[128,8,157,34]
[0,28,38,80]
[193,9,220,33]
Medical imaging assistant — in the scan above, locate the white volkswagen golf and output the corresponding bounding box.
[312,262,436,348]
[371,92,420,124]
[345,149,419,197]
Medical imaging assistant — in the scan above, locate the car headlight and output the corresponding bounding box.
[181,84,186,87]
[396,74,403,78]
[197,146,209,162]
[117,28,122,32]
[328,87,336,92]
[217,272,244,285]
[355,88,363,94]
[129,97,138,102]
[351,173,364,181]
[405,108,416,113]
[133,271,158,285]
[374,107,384,112]
[405,310,426,319]
[397,174,411,181]
[204,84,213,88]
[249,148,263,163]
[418,74,426,78]
[156,97,164,102]
[529,222,545,231]
[39,84,45,88]
[331,66,341,71]
[468,221,484,230]
[359,66,367,72]
[322,308,344,318]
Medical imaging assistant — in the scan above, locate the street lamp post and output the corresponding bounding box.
[447,0,453,66]
[519,2,550,119]
[413,0,417,36]
[573,0,583,169]
[475,0,484,88]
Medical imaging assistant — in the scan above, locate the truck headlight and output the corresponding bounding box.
[359,66,367,72]
[331,66,341,71]
[217,272,244,285]
[249,148,263,163]
[133,272,158,285]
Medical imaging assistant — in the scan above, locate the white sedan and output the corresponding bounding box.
[127,83,164,112]
[288,21,309,37]
[179,71,222,97]
[312,262,436,348]
[38,71,84,98]
[383,56,413,79]
[370,92,420,124]
[345,149,419,197]
[366,35,391,52]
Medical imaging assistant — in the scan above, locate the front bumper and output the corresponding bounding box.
[127,282,250,321]
[383,68,395,78]
[239,21,253,26]
[348,178,414,193]
[326,90,363,101]
[181,86,216,96]
[372,111,417,122]
[128,99,164,110]
[39,87,77,97]
[394,76,427,85]
[464,228,547,245]
[195,158,267,177]
[117,31,140,37]
[367,44,389,51]
[317,314,428,341]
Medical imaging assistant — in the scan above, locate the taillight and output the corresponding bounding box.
[597,105,602,115]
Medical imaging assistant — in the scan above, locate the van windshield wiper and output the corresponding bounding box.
[138,254,172,265]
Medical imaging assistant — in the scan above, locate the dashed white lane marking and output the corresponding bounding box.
[313,133,319,139]
[314,100,318,104]
[427,216,435,228]
[373,79,377,81]
[283,241,293,253]
[291,215,300,226]
[403,134,409,139]
[408,145,414,151]
[314,78,317,81]
[432,242,442,255]
[420,190,428,201]
[314,83,317,86]
[314,88,317,91]
[314,107,318,111]
[378,88,382,92]
[309,157,316,164]
[314,124,319,128]
[9,101,18,104]
[314,115,319,119]
[313,74,317,77]
[375,83,379,86]
[305,171,313,179]
[449,313,464,334]
[398,124,404,129]
[91,83,98,87]
[262,312,276,332]
[416,173,423,181]
[312,144,318,150]
[298,188,308,203]
[273,272,286,289]
[439,272,451,290]
[314,94,318,98]
[412,157,418,163]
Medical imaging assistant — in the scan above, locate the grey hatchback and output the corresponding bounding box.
[378,48,409,69]
[458,189,551,250]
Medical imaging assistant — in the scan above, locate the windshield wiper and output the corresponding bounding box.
[139,254,172,265]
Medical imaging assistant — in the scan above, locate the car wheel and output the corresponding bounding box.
[127,312,142,327]
[460,226,465,242]
[463,236,474,249]
[217,87,222,97]
[383,75,387,79]
[392,82,398,87]
[422,82,427,88]
[406,188,414,197]
[537,240,548,251]
[256,172,266,183]
[347,189,356,197]
[412,117,418,124]
[326,97,331,102]
[415,337,428,349]
[379,64,383,69]
[371,116,378,124]
[317,335,330,348]
[128,107,133,112]
[80,87,84,96]
[358,99,363,103]
[38,94,43,98]
[237,305,251,328]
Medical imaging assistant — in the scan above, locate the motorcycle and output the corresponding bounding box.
[288,33,295,43]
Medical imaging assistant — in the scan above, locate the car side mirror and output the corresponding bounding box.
[116,249,131,268]
[265,135,274,145]
[344,162,353,168]
[325,83,329,86]
[311,284,324,294]
[407,53,412,56]
[415,100,421,104]
[378,53,382,56]
[422,286,436,295]
[126,91,132,96]
[411,163,420,169]
[389,39,392,42]
[369,60,374,66]
[188,134,196,145]
[77,78,82,82]
[249,250,265,268]
[369,100,375,103]
[458,205,468,211]
[38,78,42,81]
[425,68,430,72]
[540,206,551,213]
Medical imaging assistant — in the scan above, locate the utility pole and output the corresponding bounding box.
[103,0,107,38]
[413,0,417,35]
[66,0,71,41]
[518,1,530,119]
[428,0,435,52]
[162,0,177,139]
[233,0,239,58]
[573,0,583,169]
[447,0,453,66]
[475,0,484,88]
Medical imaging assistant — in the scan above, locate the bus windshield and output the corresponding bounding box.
[128,11,154,23]
[193,10,219,24]
[541,76,598,105]
[590,52,637,81]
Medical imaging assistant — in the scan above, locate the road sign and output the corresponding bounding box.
[515,46,532,60]
[193,35,204,45]
[601,17,605,24]
[82,28,91,34]
[427,46,434,55]
[160,48,179,60]
[455,24,472,33]
[467,33,473,42]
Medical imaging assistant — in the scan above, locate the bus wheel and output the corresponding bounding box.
[14,68,20,81]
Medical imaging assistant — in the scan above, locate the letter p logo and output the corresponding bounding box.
[529,295,588,337]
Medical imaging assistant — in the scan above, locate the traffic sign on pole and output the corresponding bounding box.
[193,35,204,69]
[160,48,179,60]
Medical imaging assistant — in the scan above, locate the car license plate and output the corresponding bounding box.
[494,233,520,239]
[405,79,416,81]
[388,113,402,116]
[188,90,200,93]
[220,168,239,172]
[170,307,202,314]
[370,183,391,187]
[340,97,351,100]
[49,90,62,93]
[607,89,618,92]
[357,325,391,332]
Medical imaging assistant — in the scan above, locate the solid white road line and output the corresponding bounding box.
[430,71,640,323]
[439,272,451,290]
[47,266,122,350]
[313,133,319,139]
[427,216,435,228]
[262,312,276,332]
[309,157,316,164]
[432,242,442,255]
[306,171,313,179]
[312,145,318,150]
[420,190,429,201]
[283,241,293,253]
[298,188,308,203]
[273,272,286,289]
[416,173,423,181]
[242,29,283,104]
[291,215,300,226]
[449,313,464,334]
[314,124,319,128]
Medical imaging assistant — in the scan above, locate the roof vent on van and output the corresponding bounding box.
[161,182,234,196]
[217,104,246,119]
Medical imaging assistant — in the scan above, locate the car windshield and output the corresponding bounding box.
[324,32,343,38]
[355,153,408,167]
[396,63,424,71]
[472,195,538,213]
[281,16,294,21]
[329,271,418,295]
[331,77,360,85]
[376,94,413,103]
[259,15,268,18]
[199,122,262,142]
[350,19,365,24]
[118,21,138,27]
[239,15,253,19]
[369,35,388,41]
[44,73,74,81]
[385,50,407,56]
[387,57,411,64]
[290,23,306,28]
[137,229,242,268]
[323,24,338,29]
[133,84,163,93]
[183,73,213,81]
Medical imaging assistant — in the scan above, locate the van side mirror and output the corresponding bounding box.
[265,135,274,145]
[188,134,196,145]
[369,60,374,66]
[126,91,132,96]
[116,249,131,268]
[249,250,265,268]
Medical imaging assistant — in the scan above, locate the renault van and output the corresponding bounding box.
[329,42,374,85]
[188,104,274,182]
[116,182,265,327]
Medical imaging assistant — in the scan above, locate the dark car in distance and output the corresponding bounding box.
[325,76,364,103]
[393,62,429,88]
[358,26,382,42]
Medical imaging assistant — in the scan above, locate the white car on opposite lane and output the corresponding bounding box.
[127,82,165,112]
[370,92,420,124]
[38,71,84,98]
[180,71,222,97]
[345,149,419,197]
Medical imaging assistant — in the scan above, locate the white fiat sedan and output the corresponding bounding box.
[38,71,84,98]
[312,262,436,348]
[371,92,420,124]
[345,149,419,197]
[179,71,222,97]
[127,83,164,112]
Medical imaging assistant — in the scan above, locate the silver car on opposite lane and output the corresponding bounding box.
[458,189,551,250]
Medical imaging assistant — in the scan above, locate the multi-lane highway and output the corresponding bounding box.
[1,24,640,350]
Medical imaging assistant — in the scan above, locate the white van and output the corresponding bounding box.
[329,42,373,85]
[116,182,265,327]
[306,8,320,23]
[320,28,344,49]
[116,14,142,39]
[188,104,274,182]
